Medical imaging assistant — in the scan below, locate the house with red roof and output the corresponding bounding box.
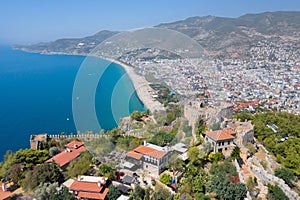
[46,140,87,168]
[124,141,172,175]
[0,183,13,200]
[66,175,109,200]
[204,128,236,154]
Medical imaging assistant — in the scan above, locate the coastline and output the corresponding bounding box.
[14,47,165,113]
[103,58,165,113]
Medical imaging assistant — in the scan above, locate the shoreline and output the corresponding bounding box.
[14,47,165,113]
[103,57,165,113]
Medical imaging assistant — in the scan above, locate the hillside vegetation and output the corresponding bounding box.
[234,112,300,175]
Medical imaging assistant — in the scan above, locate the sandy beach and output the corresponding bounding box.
[104,58,165,113]
[16,47,165,113]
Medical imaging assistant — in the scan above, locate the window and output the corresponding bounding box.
[225,147,227,151]
[222,142,224,146]
[218,148,222,152]
[228,141,230,145]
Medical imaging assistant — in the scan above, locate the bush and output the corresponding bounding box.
[150,131,175,146]
[208,152,225,163]
[160,173,171,185]
[67,151,92,177]
[275,167,297,187]
[34,182,75,200]
[49,146,61,157]
[107,185,121,200]
[98,164,116,180]
[230,146,241,159]
[115,136,141,151]
[267,184,289,200]
[152,185,173,200]
[131,111,144,121]
[22,163,64,192]
[210,172,247,200]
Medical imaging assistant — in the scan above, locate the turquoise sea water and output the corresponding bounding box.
[0,46,145,159]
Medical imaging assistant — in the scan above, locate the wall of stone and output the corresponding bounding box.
[234,159,252,200]
[249,157,300,200]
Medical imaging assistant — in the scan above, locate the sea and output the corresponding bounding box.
[0,45,145,159]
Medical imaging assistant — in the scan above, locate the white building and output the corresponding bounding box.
[124,141,172,175]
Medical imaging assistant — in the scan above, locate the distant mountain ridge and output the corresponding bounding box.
[15,11,300,59]
[157,11,300,58]
[15,30,119,55]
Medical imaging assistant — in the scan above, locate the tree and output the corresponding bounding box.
[230,146,241,159]
[187,146,201,164]
[107,185,121,200]
[67,151,92,177]
[34,182,58,200]
[22,163,64,192]
[168,154,184,173]
[160,173,171,185]
[165,111,176,125]
[12,149,49,170]
[149,131,175,146]
[195,192,210,200]
[267,184,289,200]
[131,185,145,200]
[108,128,124,144]
[210,123,221,131]
[4,150,13,162]
[195,118,206,136]
[209,160,237,178]
[275,167,297,187]
[49,146,61,157]
[210,172,247,200]
[41,137,59,150]
[34,182,75,200]
[191,168,210,194]
[144,187,151,200]
[0,150,14,179]
[116,136,141,151]
[98,164,116,180]
[202,142,212,154]
[151,185,173,200]
[131,111,143,121]
[235,183,247,200]
[208,152,225,163]
[233,112,253,122]
[7,164,23,186]
[246,112,300,175]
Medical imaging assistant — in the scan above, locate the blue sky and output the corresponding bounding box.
[0,0,299,44]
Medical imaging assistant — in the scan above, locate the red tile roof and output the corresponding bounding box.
[133,145,166,159]
[222,128,235,136]
[65,140,84,149]
[77,188,109,200]
[205,129,235,141]
[46,141,87,167]
[0,183,13,200]
[126,150,143,160]
[70,180,102,193]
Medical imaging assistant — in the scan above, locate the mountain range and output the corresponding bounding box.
[15,11,300,59]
